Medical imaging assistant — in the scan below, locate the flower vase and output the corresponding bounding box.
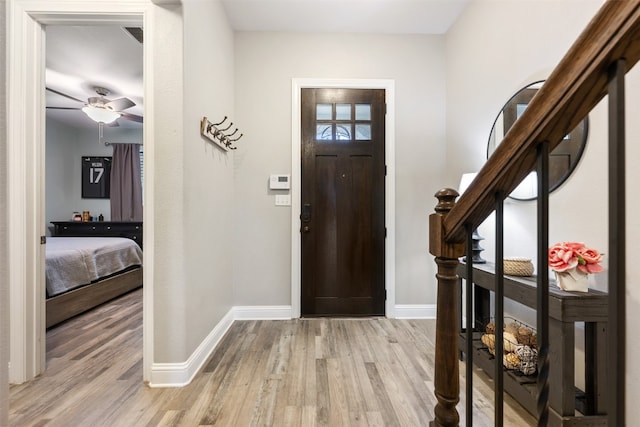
[555,269,589,292]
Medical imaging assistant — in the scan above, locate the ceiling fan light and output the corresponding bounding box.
[82,105,121,124]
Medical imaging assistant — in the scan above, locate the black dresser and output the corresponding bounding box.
[51,221,143,249]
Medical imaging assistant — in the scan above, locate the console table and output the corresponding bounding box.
[458,262,607,426]
[51,221,143,249]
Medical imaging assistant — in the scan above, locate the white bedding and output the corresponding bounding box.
[46,237,143,297]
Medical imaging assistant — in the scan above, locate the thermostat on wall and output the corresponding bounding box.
[269,174,290,190]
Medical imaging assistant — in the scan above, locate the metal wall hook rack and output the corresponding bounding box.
[200,116,243,151]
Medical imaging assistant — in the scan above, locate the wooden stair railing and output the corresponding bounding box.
[429,1,640,426]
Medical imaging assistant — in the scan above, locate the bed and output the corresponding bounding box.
[45,236,143,328]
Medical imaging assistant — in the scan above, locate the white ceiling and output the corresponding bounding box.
[45,25,144,131]
[45,1,469,130]
[222,0,471,34]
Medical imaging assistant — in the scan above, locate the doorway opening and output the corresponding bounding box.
[7,2,154,385]
[44,22,144,366]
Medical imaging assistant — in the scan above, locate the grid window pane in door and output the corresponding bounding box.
[336,104,351,120]
[316,124,333,140]
[315,102,370,141]
[316,104,332,120]
[355,124,371,140]
[336,124,352,140]
[355,104,371,120]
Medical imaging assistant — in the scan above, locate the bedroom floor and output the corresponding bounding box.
[9,290,535,426]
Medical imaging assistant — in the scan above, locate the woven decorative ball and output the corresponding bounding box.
[503,352,520,370]
[485,322,495,334]
[504,257,534,276]
[515,345,538,375]
[481,334,495,355]
[516,327,536,347]
[503,331,519,353]
[505,321,519,336]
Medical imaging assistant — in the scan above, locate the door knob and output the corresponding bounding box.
[301,203,312,223]
[302,225,311,233]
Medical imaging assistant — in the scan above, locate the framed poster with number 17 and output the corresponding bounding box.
[82,156,111,198]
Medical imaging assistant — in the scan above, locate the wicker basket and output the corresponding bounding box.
[481,316,538,376]
[504,257,534,276]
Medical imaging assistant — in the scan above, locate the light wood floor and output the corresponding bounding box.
[9,289,535,426]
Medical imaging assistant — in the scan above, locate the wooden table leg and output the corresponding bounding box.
[585,321,608,415]
[549,318,575,416]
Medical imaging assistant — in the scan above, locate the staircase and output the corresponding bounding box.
[428,1,640,425]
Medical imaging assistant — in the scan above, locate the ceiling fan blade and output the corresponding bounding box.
[120,112,143,123]
[46,87,85,103]
[46,106,82,110]
[105,97,135,112]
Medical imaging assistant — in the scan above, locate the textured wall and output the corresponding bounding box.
[151,0,236,363]
[1,0,9,421]
[445,0,605,266]
[181,0,235,360]
[233,32,447,307]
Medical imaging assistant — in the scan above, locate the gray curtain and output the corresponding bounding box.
[110,143,143,221]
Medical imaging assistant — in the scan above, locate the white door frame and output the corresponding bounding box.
[7,0,155,383]
[290,79,396,318]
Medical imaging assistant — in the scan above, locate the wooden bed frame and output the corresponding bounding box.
[46,266,143,328]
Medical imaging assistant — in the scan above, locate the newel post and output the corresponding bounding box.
[429,189,465,427]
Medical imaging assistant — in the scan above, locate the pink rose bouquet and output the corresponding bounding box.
[548,242,604,274]
[548,242,604,292]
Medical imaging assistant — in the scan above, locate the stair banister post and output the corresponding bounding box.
[429,188,465,427]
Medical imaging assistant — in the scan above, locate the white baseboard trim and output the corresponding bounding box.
[394,304,437,319]
[147,304,292,387]
[233,305,292,320]
[148,308,235,388]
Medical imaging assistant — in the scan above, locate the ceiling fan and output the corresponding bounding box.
[46,86,143,125]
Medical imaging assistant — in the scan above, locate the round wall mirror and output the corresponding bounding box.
[487,80,589,200]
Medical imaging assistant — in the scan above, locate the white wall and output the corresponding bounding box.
[151,0,236,363]
[181,0,235,360]
[233,32,447,307]
[0,0,8,421]
[446,0,640,418]
[45,117,143,231]
[149,1,187,363]
[445,0,607,265]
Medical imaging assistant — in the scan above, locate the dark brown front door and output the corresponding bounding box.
[301,88,385,316]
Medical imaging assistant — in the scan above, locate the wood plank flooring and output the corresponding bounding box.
[9,289,535,426]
